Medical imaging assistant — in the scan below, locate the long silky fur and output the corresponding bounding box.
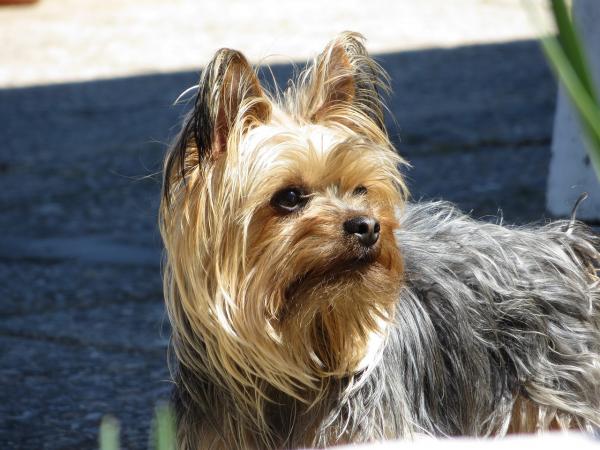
[170,200,600,449]
[305,201,600,446]
[289,201,600,445]
[160,32,600,449]
[162,32,407,450]
[390,201,600,437]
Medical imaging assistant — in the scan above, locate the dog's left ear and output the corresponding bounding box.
[198,49,271,160]
[304,32,388,134]
[163,49,270,202]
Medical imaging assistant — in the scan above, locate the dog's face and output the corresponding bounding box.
[161,32,405,405]
[241,120,404,374]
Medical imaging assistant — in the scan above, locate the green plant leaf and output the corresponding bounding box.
[540,34,600,176]
[153,403,176,450]
[550,0,598,103]
[99,416,120,450]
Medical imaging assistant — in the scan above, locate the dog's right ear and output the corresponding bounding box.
[303,32,389,136]
[163,49,270,201]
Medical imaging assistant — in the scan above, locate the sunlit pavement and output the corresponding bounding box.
[0,0,550,87]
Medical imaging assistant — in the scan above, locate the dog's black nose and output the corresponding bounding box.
[343,216,380,247]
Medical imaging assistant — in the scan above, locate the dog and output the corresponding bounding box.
[159,32,600,449]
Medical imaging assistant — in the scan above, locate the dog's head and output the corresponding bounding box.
[160,32,406,414]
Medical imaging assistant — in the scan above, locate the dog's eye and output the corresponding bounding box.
[353,185,368,196]
[271,188,306,213]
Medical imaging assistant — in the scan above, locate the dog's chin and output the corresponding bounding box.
[284,246,382,302]
[276,243,399,377]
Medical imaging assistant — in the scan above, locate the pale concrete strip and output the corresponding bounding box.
[0,0,550,88]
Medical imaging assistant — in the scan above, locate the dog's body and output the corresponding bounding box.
[160,33,600,449]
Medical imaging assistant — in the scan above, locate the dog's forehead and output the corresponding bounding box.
[238,121,391,192]
[303,124,343,153]
[242,122,346,157]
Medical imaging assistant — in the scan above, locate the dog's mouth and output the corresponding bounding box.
[283,246,381,302]
[339,247,380,271]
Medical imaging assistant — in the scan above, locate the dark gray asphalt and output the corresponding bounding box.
[0,39,557,449]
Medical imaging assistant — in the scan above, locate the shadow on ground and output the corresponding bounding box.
[0,39,556,449]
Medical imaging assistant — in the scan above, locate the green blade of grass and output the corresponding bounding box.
[525,0,600,180]
[154,404,176,450]
[99,416,120,450]
[550,0,598,102]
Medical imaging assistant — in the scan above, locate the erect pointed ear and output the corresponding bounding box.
[304,32,388,134]
[163,49,270,200]
[195,49,270,160]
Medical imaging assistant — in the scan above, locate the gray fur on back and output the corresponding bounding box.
[393,201,600,433]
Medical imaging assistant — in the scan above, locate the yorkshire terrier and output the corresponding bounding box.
[159,32,600,449]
